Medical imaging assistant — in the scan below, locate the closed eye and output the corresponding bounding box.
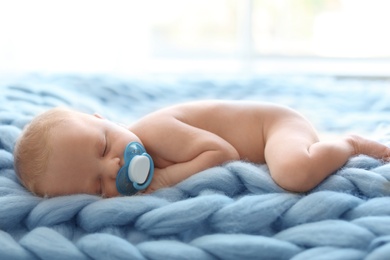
[102,134,107,157]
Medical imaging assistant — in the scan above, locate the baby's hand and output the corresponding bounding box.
[142,168,171,194]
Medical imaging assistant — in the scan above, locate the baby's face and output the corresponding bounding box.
[37,112,140,197]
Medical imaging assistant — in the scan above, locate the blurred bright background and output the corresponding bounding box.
[1,0,390,75]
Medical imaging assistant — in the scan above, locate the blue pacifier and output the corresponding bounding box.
[116,142,154,196]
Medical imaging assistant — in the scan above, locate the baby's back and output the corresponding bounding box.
[164,100,295,163]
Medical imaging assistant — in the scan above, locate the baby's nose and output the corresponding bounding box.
[115,156,122,166]
[114,156,122,170]
[106,157,121,180]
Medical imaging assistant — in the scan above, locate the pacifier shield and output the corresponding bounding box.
[116,142,154,196]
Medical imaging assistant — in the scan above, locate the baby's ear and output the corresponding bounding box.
[93,113,105,119]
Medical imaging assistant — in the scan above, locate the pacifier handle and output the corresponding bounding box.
[128,155,150,184]
[129,152,154,190]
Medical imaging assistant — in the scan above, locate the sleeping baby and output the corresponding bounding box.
[13,100,390,197]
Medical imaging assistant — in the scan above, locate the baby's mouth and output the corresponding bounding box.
[115,142,154,196]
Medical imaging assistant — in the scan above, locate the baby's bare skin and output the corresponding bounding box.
[130,100,390,193]
[29,100,390,197]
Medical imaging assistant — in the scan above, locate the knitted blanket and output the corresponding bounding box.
[1,74,390,259]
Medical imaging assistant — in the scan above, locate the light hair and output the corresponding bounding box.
[13,107,74,195]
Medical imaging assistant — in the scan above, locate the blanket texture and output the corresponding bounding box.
[1,74,390,259]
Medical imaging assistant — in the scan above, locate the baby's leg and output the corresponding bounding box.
[264,112,390,193]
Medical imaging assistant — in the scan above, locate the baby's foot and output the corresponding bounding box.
[346,134,390,161]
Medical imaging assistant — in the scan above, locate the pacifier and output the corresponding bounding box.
[116,142,154,196]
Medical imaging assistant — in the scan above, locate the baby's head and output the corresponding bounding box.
[14,107,140,197]
[14,108,70,195]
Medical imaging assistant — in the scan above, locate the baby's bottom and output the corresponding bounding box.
[263,109,390,193]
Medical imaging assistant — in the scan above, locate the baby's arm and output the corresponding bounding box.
[143,119,240,192]
[148,149,237,192]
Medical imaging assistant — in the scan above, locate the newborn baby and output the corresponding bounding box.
[14,100,390,197]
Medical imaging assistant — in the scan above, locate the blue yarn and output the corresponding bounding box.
[77,196,169,232]
[227,162,285,194]
[0,125,20,151]
[138,240,214,260]
[0,149,14,170]
[175,166,244,197]
[135,194,232,236]
[372,163,390,178]
[26,195,100,229]
[352,217,390,236]
[191,234,302,260]
[345,155,384,170]
[0,195,41,230]
[150,186,187,202]
[339,168,390,198]
[78,233,146,260]
[0,168,20,183]
[281,191,362,229]
[274,220,376,249]
[291,247,365,260]
[0,230,38,260]
[366,236,390,260]
[19,227,89,260]
[2,74,390,259]
[343,197,390,220]
[210,193,300,235]
[0,176,30,196]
